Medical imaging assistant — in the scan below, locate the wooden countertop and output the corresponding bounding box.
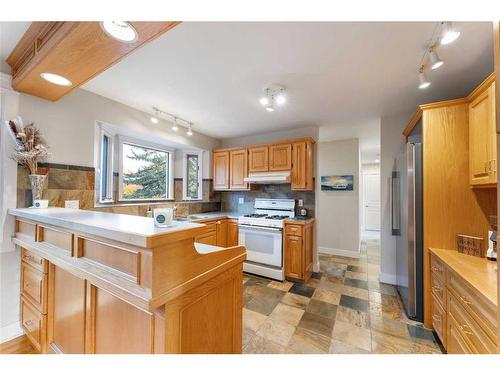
[429,248,497,308]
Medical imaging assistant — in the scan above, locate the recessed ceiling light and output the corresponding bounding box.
[101,21,138,43]
[275,93,286,105]
[259,97,269,106]
[40,72,72,86]
[441,22,460,45]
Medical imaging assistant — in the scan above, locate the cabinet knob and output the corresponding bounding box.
[25,319,33,326]
[460,324,473,336]
[459,295,472,306]
[432,314,441,322]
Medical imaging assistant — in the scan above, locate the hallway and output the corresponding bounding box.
[242,238,443,353]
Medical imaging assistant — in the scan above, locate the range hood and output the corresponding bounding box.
[244,171,291,184]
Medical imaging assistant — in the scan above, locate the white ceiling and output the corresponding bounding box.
[0,21,30,73]
[0,22,494,163]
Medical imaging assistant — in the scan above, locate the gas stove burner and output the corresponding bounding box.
[266,215,288,220]
[243,213,268,218]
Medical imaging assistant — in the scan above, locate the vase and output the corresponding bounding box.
[29,174,47,204]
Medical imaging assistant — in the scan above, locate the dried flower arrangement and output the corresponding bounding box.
[7,117,50,174]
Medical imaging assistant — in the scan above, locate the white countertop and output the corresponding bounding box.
[9,207,205,248]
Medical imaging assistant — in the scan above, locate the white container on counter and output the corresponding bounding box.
[153,208,174,227]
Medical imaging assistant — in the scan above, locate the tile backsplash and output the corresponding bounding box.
[17,164,221,216]
[220,184,315,217]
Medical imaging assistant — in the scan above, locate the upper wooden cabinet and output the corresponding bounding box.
[6,22,179,101]
[291,140,314,190]
[248,146,269,172]
[229,149,248,190]
[213,151,230,190]
[269,144,292,171]
[213,138,315,191]
[469,81,497,186]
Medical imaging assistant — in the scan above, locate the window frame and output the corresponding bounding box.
[97,123,115,204]
[182,150,203,201]
[118,136,174,202]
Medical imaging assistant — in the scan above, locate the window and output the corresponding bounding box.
[98,125,114,203]
[119,138,174,201]
[183,151,203,200]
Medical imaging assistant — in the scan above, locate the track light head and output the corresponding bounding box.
[187,123,193,136]
[150,107,159,124]
[418,66,431,89]
[441,22,460,45]
[172,117,179,131]
[429,47,444,70]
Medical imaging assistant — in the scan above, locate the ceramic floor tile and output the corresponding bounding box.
[339,294,369,313]
[269,303,305,326]
[256,318,296,347]
[331,320,372,352]
[344,277,369,290]
[311,288,341,305]
[267,280,293,292]
[280,292,311,310]
[329,338,371,354]
[310,272,323,280]
[335,305,370,329]
[287,327,331,354]
[289,283,316,298]
[244,335,287,354]
[243,308,268,332]
[345,270,368,281]
[306,299,338,320]
[297,311,335,338]
[369,315,411,339]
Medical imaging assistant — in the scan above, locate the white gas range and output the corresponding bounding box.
[238,198,295,281]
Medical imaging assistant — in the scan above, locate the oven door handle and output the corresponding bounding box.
[238,224,283,232]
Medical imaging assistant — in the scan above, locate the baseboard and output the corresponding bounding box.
[313,260,320,273]
[379,272,398,285]
[318,246,360,259]
[0,321,23,344]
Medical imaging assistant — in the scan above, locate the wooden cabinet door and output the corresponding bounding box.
[48,265,86,354]
[291,141,313,190]
[213,151,230,190]
[248,146,269,172]
[269,144,292,171]
[227,220,239,247]
[216,220,228,247]
[469,85,497,185]
[285,235,303,279]
[431,294,446,346]
[229,149,248,190]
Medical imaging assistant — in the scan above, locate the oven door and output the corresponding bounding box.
[238,224,283,267]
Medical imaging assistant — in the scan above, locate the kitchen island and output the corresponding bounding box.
[8,208,246,354]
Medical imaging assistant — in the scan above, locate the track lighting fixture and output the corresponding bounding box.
[150,107,194,136]
[418,66,430,89]
[429,47,444,70]
[260,86,286,112]
[440,22,460,45]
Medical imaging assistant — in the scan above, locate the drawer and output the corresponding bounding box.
[430,254,445,281]
[448,313,474,354]
[285,224,303,236]
[16,219,37,241]
[431,293,446,345]
[37,225,73,256]
[448,272,497,343]
[21,296,46,352]
[21,261,48,313]
[448,293,496,354]
[21,248,48,273]
[430,270,446,307]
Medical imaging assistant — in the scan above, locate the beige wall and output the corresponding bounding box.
[316,138,360,257]
[220,125,319,148]
[19,88,221,178]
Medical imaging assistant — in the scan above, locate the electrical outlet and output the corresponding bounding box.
[238,197,244,204]
[65,200,79,209]
[298,199,304,207]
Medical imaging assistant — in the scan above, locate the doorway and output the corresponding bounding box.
[362,170,380,233]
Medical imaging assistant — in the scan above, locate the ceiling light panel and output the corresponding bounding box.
[101,21,138,43]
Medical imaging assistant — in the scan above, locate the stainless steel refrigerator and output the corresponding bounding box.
[394,124,424,322]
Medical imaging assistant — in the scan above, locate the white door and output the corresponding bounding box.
[363,172,380,231]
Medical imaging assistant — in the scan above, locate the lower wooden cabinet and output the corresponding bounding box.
[20,296,46,353]
[227,219,239,247]
[284,221,314,282]
[448,314,473,354]
[216,220,228,247]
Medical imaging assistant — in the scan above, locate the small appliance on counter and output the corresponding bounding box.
[299,208,307,217]
[487,230,497,261]
[33,199,49,208]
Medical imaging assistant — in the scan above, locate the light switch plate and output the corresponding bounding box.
[298,199,304,207]
[65,200,80,209]
[238,197,244,204]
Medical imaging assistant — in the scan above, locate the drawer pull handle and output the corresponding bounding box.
[24,255,35,262]
[459,296,472,305]
[460,325,473,336]
[432,266,440,272]
[25,282,32,288]
[432,314,441,322]
[432,286,441,293]
[25,319,33,327]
